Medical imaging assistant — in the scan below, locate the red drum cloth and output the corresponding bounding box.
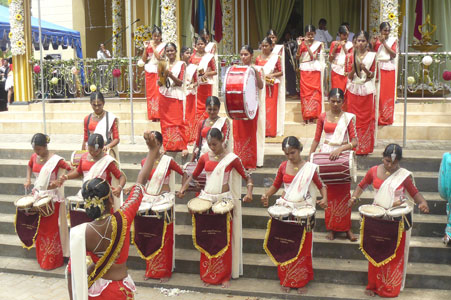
[76,153,121,185]
[325,183,352,232]
[233,111,259,169]
[145,222,174,279]
[199,217,233,285]
[366,231,406,297]
[36,201,64,270]
[88,280,135,300]
[134,215,166,258]
[140,157,183,182]
[196,84,212,119]
[377,69,396,125]
[277,232,313,288]
[15,210,40,248]
[146,72,160,121]
[331,70,347,92]
[159,94,188,151]
[345,92,375,154]
[70,210,93,228]
[185,93,198,143]
[300,71,322,121]
[265,219,306,264]
[83,115,119,144]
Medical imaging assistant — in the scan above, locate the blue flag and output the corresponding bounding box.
[197,0,206,32]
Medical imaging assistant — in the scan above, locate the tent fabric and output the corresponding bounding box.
[0,5,83,59]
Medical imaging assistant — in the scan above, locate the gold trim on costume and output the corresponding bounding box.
[191,212,231,259]
[359,216,404,267]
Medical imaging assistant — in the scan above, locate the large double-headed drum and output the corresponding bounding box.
[223,66,258,120]
[183,162,206,192]
[310,151,356,184]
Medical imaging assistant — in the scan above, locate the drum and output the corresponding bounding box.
[14,196,36,214]
[310,151,356,184]
[212,199,234,214]
[358,204,386,219]
[33,196,55,217]
[137,202,153,216]
[71,150,88,167]
[152,201,174,223]
[386,204,413,231]
[187,198,212,214]
[267,205,291,221]
[292,206,316,230]
[68,195,85,211]
[67,195,93,227]
[223,65,258,120]
[183,162,206,192]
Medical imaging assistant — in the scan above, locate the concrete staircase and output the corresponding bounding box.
[0,139,450,299]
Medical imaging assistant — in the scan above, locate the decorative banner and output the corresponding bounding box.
[161,0,177,44]
[380,0,399,37]
[221,0,234,55]
[112,0,123,57]
[369,0,380,37]
[9,0,26,56]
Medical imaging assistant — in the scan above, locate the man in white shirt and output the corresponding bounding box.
[97,44,111,59]
[315,18,333,48]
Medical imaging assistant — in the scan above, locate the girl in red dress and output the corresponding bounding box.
[372,22,398,126]
[189,37,217,120]
[142,26,166,121]
[309,88,358,241]
[345,31,377,155]
[23,133,72,270]
[261,136,327,294]
[158,42,188,153]
[297,25,324,124]
[329,26,353,92]
[256,37,284,137]
[350,144,429,297]
[181,46,198,144]
[233,45,264,169]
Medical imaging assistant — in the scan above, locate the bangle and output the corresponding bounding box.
[247,183,254,186]
[348,143,353,149]
[63,175,68,180]
[351,196,359,202]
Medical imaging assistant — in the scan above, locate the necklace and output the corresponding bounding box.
[94,111,105,119]
[95,214,111,224]
[214,151,224,160]
[209,117,219,125]
[37,155,47,163]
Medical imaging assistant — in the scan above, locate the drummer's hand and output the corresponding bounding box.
[144,131,158,150]
[392,199,403,207]
[176,191,185,199]
[58,174,68,186]
[329,149,341,161]
[243,194,252,203]
[418,202,429,214]
[48,181,59,190]
[317,199,328,209]
[261,194,269,207]
[103,146,110,153]
[123,186,132,195]
[24,180,31,190]
[348,197,356,207]
[112,186,122,197]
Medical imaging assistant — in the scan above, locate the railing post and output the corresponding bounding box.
[402,0,409,148]
[127,0,135,144]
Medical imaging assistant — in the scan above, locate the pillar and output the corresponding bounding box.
[369,0,399,37]
[221,0,234,55]
[161,0,177,45]
[112,0,124,57]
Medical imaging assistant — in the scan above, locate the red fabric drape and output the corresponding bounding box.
[88,280,134,300]
[367,231,406,297]
[185,93,198,143]
[331,70,347,93]
[345,92,375,154]
[146,72,160,121]
[325,183,352,232]
[145,222,174,279]
[233,111,258,169]
[159,94,187,151]
[378,69,396,126]
[196,84,212,120]
[265,83,279,137]
[300,71,322,121]
[35,202,64,270]
[277,232,313,288]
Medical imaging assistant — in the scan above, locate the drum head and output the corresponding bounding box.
[15,196,34,208]
[292,206,316,218]
[188,198,212,213]
[387,205,412,218]
[359,204,386,217]
[152,202,173,213]
[243,67,258,120]
[138,202,152,214]
[212,200,234,214]
[267,205,291,218]
[348,151,357,183]
[34,196,51,207]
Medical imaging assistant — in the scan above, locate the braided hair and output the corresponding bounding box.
[82,178,111,219]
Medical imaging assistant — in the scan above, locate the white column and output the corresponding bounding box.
[161,0,177,44]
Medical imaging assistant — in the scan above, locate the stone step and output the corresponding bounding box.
[0,233,449,290]
[2,257,450,300]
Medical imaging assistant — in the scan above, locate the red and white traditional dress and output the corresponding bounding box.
[159,60,187,152]
[144,42,166,120]
[330,40,353,92]
[189,53,216,120]
[297,41,324,121]
[191,152,247,285]
[195,117,231,158]
[233,66,265,169]
[69,184,145,300]
[358,166,418,297]
[375,37,398,126]
[345,52,377,155]
[28,153,71,270]
[313,112,357,231]
[83,112,119,160]
[270,161,323,288]
[256,50,285,137]
[184,62,199,143]
[139,156,183,279]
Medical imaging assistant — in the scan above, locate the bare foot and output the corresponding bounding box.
[365,290,376,297]
[280,286,291,293]
[160,277,170,283]
[143,275,149,281]
[326,231,335,240]
[221,280,230,288]
[203,282,210,287]
[297,287,308,294]
[347,230,358,242]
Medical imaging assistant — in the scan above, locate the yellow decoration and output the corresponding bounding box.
[418,14,437,44]
[90,84,97,92]
[15,14,22,21]
[388,13,396,20]
[16,41,23,47]
[8,32,12,38]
